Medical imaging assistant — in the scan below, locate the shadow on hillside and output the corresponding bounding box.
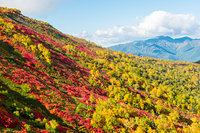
[1,81,75,130]
[0,40,26,65]
[0,40,23,58]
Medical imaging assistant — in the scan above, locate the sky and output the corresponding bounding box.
[1,0,200,47]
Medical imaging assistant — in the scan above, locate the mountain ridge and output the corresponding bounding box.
[109,36,200,62]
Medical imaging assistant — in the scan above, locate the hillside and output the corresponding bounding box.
[1,7,200,133]
[109,36,200,62]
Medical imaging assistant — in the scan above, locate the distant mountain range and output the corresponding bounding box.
[108,36,200,62]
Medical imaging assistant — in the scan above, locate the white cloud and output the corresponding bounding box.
[79,11,200,47]
[80,30,89,38]
[138,11,199,36]
[0,0,65,17]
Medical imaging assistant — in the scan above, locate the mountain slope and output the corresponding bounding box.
[1,7,200,133]
[109,36,200,62]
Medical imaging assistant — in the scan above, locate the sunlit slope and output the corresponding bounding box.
[1,7,200,133]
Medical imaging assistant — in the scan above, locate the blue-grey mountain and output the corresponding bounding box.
[109,36,200,62]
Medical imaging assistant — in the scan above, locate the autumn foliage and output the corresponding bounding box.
[0,7,200,133]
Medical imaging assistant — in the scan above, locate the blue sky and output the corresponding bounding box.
[1,0,200,47]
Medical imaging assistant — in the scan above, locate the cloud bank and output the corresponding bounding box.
[79,11,200,47]
[0,0,65,17]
